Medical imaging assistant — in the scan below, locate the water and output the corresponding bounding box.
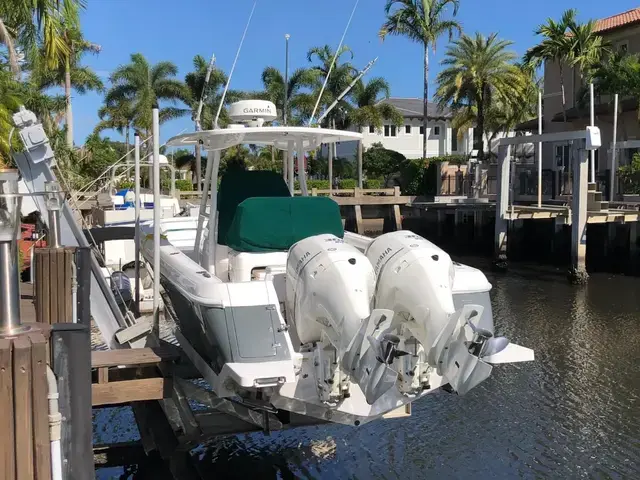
[96,259,640,479]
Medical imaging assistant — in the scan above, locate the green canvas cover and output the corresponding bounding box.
[226,196,344,252]
[217,169,291,246]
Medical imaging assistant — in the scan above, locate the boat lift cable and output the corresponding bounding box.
[308,0,361,126]
[315,57,378,126]
[214,0,259,129]
[72,136,152,200]
[53,165,135,320]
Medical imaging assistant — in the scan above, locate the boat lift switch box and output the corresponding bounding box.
[586,126,601,151]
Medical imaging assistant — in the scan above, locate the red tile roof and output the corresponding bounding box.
[594,7,640,33]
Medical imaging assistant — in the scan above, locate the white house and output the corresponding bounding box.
[359,97,473,159]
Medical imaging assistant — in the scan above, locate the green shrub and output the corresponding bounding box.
[364,178,383,189]
[116,180,134,189]
[175,179,193,191]
[619,153,640,194]
[429,154,467,165]
[294,180,331,191]
[339,178,357,189]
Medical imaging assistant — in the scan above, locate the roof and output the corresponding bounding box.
[166,126,363,150]
[377,97,453,120]
[593,7,640,34]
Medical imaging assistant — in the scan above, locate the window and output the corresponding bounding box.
[555,145,570,168]
[384,125,397,137]
[451,128,458,151]
[420,126,425,135]
[405,125,411,134]
[616,40,629,54]
[369,125,375,133]
[384,125,389,136]
[433,126,440,136]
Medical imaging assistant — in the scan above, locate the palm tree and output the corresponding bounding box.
[261,66,317,124]
[106,53,191,137]
[0,69,21,164]
[523,9,577,123]
[0,0,85,79]
[94,100,135,157]
[306,45,357,128]
[349,77,404,185]
[185,54,227,190]
[450,64,539,154]
[32,26,103,147]
[380,0,461,162]
[568,19,607,80]
[435,32,524,165]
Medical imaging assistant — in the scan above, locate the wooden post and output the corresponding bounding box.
[569,141,589,284]
[354,205,364,235]
[34,248,75,325]
[0,331,52,480]
[75,247,91,326]
[494,145,511,270]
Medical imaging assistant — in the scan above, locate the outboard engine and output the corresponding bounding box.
[286,234,375,405]
[365,231,533,397]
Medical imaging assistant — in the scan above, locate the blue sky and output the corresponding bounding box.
[72,0,640,145]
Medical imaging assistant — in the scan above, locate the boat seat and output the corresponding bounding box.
[217,169,291,247]
[225,196,344,283]
[227,250,288,282]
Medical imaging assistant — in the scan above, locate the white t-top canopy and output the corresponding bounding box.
[166,126,362,151]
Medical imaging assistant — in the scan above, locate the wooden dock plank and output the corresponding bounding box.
[92,378,172,406]
[0,339,15,480]
[29,333,52,480]
[91,346,179,368]
[13,336,34,480]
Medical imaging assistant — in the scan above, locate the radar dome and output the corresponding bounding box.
[228,100,277,127]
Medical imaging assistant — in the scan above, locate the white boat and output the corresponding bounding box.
[140,100,534,426]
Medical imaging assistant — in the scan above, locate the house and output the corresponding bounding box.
[359,98,473,159]
[523,7,640,197]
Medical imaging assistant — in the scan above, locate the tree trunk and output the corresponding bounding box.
[423,45,429,162]
[0,18,21,80]
[357,138,363,189]
[475,90,486,199]
[195,143,202,191]
[65,59,73,148]
[560,64,567,123]
[125,124,130,161]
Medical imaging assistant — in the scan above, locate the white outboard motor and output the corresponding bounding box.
[286,234,376,404]
[366,231,534,396]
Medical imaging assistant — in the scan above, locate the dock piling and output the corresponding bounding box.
[569,140,589,284]
[493,144,511,270]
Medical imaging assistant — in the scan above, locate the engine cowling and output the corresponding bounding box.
[286,234,375,346]
[365,230,456,358]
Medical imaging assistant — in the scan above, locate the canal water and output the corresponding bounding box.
[95,258,640,479]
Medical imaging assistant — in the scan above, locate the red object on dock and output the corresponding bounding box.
[18,224,46,271]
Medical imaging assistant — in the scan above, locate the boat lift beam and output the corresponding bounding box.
[495,127,601,283]
[11,107,144,348]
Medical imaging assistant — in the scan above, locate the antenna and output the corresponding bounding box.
[308,0,361,126]
[214,0,259,129]
[195,53,216,131]
[316,57,378,126]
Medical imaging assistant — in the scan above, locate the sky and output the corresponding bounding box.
[70,0,640,145]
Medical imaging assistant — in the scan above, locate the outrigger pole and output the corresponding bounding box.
[315,57,378,126]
